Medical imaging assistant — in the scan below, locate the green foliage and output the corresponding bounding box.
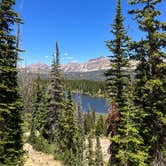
[58,90,83,165]
[0,0,23,165]
[95,114,106,136]
[84,110,106,136]
[28,76,48,152]
[87,134,95,166]
[44,42,65,143]
[63,149,77,166]
[95,136,104,166]
[112,94,148,165]
[18,72,48,133]
[105,0,147,165]
[105,0,130,106]
[76,95,84,137]
[84,110,93,135]
[129,0,166,164]
[65,79,107,97]
[92,109,96,128]
[29,134,54,154]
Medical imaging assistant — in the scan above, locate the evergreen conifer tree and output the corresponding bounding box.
[76,95,84,136]
[0,0,23,165]
[105,0,130,107]
[95,114,105,136]
[84,110,92,135]
[59,90,83,165]
[29,76,47,149]
[105,0,129,163]
[105,0,147,165]
[95,136,104,166]
[92,109,96,129]
[87,134,95,166]
[113,83,148,165]
[129,0,166,164]
[44,42,65,143]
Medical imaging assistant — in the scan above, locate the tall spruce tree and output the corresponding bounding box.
[59,90,83,165]
[44,42,65,143]
[105,0,129,163]
[105,0,147,165]
[105,0,129,107]
[128,0,166,164]
[0,0,23,165]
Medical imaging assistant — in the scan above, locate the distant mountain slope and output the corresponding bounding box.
[61,56,110,72]
[22,56,110,73]
[64,70,107,81]
[22,63,50,74]
[19,56,138,80]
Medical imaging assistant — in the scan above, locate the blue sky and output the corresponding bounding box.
[15,0,166,66]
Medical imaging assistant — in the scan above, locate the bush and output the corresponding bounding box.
[28,134,54,154]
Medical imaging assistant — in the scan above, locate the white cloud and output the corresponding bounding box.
[62,52,74,60]
[64,53,69,56]
[45,55,49,58]
[61,52,79,63]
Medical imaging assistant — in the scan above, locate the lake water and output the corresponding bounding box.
[72,93,110,113]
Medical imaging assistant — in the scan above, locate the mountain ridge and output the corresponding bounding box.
[20,56,138,74]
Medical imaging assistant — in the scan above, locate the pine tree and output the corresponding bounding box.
[129,0,166,164]
[113,83,148,165]
[105,0,129,163]
[84,110,92,135]
[0,0,23,165]
[105,0,147,165]
[29,76,47,149]
[87,134,95,166]
[59,90,83,165]
[105,0,130,107]
[95,114,105,136]
[92,109,96,128]
[44,42,65,143]
[76,94,84,136]
[95,136,104,166]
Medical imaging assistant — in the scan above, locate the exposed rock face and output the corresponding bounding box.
[22,63,50,74]
[61,57,110,72]
[20,56,138,74]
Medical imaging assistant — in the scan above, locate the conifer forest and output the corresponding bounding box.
[0,0,166,165]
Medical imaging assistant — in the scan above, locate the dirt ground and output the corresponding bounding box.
[99,137,111,162]
[23,143,62,166]
[23,137,110,166]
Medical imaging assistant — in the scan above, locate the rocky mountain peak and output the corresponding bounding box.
[61,56,110,72]
[21,56,138,74]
